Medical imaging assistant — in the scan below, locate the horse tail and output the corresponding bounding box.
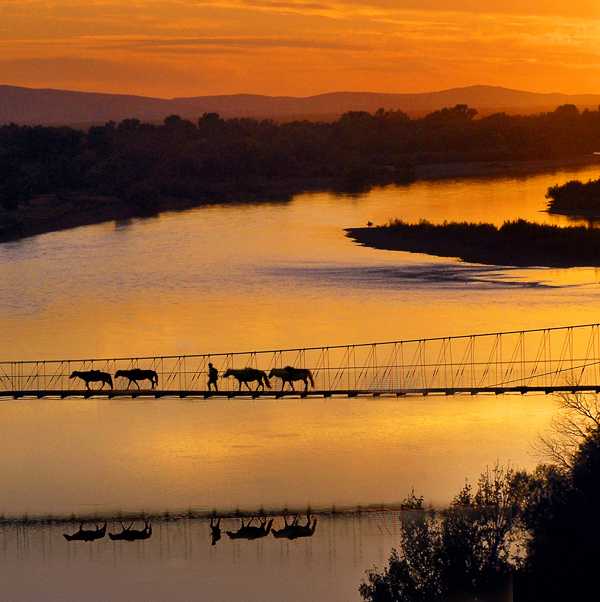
[263,372,271,389]
[308,371,315,388]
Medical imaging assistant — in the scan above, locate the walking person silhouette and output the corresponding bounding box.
[207,363,219,392]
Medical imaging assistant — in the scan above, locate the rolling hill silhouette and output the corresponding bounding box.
[1,84,600,126]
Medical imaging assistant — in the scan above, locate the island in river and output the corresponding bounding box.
[346,219,600,268]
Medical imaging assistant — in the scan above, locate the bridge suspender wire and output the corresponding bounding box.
[3,323,600,399]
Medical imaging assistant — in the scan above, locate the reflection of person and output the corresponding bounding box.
[210,517,221,545]
[207,363,219,392]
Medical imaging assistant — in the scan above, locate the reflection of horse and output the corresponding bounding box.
[268,366,314,391]
[210,517,221,546]
[109,521,152,541]
[222,368,271,391]
[64,522,107,541]
[226,517,274,540]
[272,514,318,540]
[69,370,113,390]
[271,515,299,539]
[115,369,158,389]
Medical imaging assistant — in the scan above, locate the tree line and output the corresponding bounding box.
[2,103,600,213]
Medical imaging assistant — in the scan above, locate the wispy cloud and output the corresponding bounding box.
[1,1,599,96]
[187,0,600,19]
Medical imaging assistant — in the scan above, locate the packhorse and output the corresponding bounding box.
[268,366,314,391]
[115,368,158,389]
[69,370,113,390]
[222,368,271,391]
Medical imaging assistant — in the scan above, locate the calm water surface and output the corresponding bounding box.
[2,514,390,602]
[2,163,600,599]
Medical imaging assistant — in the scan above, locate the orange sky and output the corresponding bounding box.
[1,1,600,98]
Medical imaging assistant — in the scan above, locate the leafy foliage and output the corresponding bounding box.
[360,467,520,602]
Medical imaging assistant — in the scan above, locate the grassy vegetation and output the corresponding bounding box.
[546,178,600,216]
[346,218,600,267]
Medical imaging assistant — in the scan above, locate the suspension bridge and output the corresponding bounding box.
[2,323,600,400]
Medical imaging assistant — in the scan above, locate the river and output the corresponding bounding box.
[1,162,600,600]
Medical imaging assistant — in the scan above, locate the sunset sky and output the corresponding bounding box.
[1,1,600,98]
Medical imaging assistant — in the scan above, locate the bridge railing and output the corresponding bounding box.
[1,324,600,396]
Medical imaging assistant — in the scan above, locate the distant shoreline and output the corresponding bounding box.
[2,155,600,245]
[413,154,600,181]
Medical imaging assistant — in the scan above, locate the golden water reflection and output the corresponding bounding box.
[0,394,556,516]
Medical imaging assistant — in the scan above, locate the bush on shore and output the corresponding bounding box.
[546,178,600,215]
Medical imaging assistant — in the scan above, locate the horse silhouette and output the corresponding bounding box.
[222,368,271,391]
[226,516,274,540]
[272,514,318,540]
[69,370,113,390]
[268,366,314,392]
[108,521,152,541]
[115,369,158,389]
[210,517,221,545]
[64,522,107,541]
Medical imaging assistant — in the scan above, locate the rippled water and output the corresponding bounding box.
[2,162,600,600]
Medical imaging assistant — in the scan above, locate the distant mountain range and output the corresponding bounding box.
[1,84,600,126]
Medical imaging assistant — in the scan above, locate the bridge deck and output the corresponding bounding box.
[4,323,600,400]
[1,385,599,400]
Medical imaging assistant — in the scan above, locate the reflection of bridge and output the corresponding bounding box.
[3,323,600,399]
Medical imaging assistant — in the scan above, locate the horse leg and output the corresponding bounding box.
[290,380,295,392]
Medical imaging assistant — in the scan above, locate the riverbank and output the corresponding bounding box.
[346,218,600,267]
[0,177,335,243]
[2,155,600,244]
[414,154,600,180]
